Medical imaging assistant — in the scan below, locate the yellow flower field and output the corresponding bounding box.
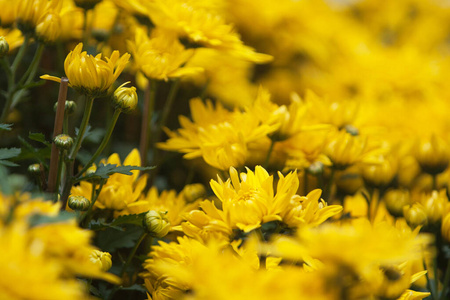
[1,0,450,299]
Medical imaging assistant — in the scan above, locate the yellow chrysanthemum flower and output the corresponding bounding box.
[127,27,203,81]
[183,166,299,236]
[0,221,89,300]
[324,129,383,170]
[15,0,62,33]
[0,27,24,53]
[281,189,342,228]
[41,43,130,97]
[70,149,147,211]
[159,98,278,170]
[118,186,200,228]
[146,0,272,63]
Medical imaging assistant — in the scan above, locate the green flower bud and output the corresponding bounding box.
[28,163,41,175]
[68,195,90,211]
[54,100,77,115]
[89,250,113,271]
[143,210,171,238]
[113,82,138,113]
[54,134,73,150]
[403,203,428,228]
[0,36,9,58]
[307,161,324,175]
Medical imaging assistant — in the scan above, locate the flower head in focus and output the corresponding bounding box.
[127,27,203,81]
[41,43,130,97]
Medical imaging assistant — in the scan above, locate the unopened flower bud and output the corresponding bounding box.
[441,213,450,243]
[54,134,73,150]
[28,163,41,175]
[182,183,207,203]
[362,156,397,189]
[422,190,448,224]
[383,189,410,217]
[89,250,113,271]
[54,100,77,115]
[403,204,428,228]
[35,11,61,43]
[415,135,450,175]
[0,36,9,57]
[143,210,171,238]
[307,161,324,175]
[68,195,90,211]
[112,82,137,113]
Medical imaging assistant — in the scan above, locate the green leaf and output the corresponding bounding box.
[0,124,13,131]
[29,132,51,146]
[88,219,124,231]
[28,211,76,227]
[110,212,147,227]
[0,148,21,167]
[77,163,154,182]
[95,225,144,252]
[17,136,51,166]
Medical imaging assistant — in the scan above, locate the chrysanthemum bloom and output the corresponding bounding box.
[146,0,272,63]
[159,98,277,170]
[41,43,130,97]
[127,27,203,81]
[143,236,333,300]
[0,0,17,27]
[118,187,200,228]
[182,166,299,238]
[15,0,61,34]
[324,129,383,170]
[0,28,24,53]
[414,134,450,175]
[35,10,61,42]
[269,219,431,299]
[70,149,147,211]
[281,189,342,228]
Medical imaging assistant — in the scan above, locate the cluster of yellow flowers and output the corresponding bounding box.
[2,0,450,299]
[0,192,119,299]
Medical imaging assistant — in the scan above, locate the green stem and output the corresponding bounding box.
[0,58,12,87]
[60,95,95,208]
[139,80,157,166]
[155,79,179,145]
[120,231,148,278]
[70,95,95,159]
[80,179,105,226]
[54,150,66,202]
[423,254,438,300]
[263,139,276,169]
[324,168,336,202]
[76,108,121,177]
[303,171,309,195]
[11,34,30,74]
[18,42,44,87]
[440,258,450,300]
[432,174,437,191]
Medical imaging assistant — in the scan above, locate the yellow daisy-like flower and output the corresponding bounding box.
[324,129,383,170]
[146,0,272,63]
[127,27,203,81]
[70,149,147,211]
[281,189,342,228]
[118,186,200,227]
[15,0,62,33]
[183,166,299,236]
[41,43,130,97]
[0,27,24,53]
[0,221,89,300]
[159,97,278,170]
